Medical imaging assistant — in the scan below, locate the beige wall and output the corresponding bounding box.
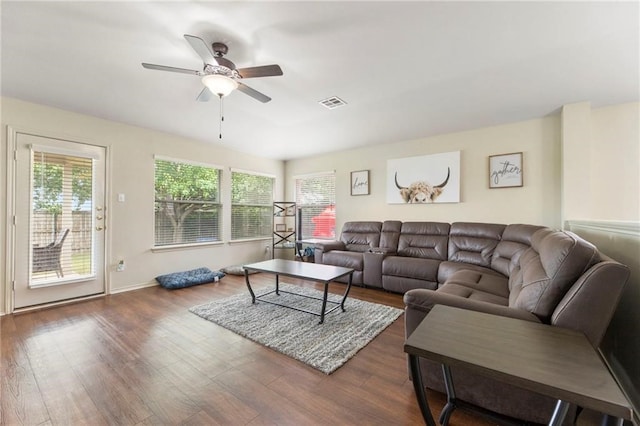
[591,102,640,221]
[1,97,285,313]
[562,101,640,222]
[286,115,562,232]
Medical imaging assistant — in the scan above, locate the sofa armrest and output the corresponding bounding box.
[314,241,345,251]
[313,241,346,263]
[403,289,541,338]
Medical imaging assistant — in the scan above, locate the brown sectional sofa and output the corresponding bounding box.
[314,221,630,424]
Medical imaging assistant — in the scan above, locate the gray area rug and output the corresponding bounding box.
[189,283,403,374]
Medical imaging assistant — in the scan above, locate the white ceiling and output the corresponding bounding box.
[2,1,638,160]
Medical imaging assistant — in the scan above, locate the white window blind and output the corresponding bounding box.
[231,170,274,240]
[154,159,221,246]
[295,172,336,239]
[31,150,94,283]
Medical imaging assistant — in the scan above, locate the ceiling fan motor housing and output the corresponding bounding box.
[212,42,229,56]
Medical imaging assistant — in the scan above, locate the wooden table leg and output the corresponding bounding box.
[409,354,437,426]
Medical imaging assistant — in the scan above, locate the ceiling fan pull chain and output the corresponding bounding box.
[219,95,224,139]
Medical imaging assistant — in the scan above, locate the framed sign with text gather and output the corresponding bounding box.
[489,152,523,188]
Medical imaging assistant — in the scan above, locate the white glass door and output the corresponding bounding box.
[13,132,106,309]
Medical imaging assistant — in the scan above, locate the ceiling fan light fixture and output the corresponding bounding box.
[202,74,238,97]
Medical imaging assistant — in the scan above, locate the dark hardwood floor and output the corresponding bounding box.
[1,274,605,425]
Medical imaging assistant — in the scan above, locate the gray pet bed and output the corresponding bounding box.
[156,267,225,289]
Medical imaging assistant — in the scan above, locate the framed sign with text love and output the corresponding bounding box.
[350,170,370,195]
[489,152,523,188]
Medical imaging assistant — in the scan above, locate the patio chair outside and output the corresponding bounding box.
[33,228,70,277]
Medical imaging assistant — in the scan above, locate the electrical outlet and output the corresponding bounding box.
[116,259,125,272]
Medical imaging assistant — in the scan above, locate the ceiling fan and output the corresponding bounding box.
[142,34,283,103]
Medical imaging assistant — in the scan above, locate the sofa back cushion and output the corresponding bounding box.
[380,220,402,251]
[491,224,548,276]
[448,222,506,267]
[508,229,600,322]
[340,221,382,252]
[397,222,450,260]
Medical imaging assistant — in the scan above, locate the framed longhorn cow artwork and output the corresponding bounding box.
[387,151,461,204]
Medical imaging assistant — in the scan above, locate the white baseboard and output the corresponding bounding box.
[109,280,158,294]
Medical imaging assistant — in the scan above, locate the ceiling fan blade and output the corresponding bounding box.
[237,82,271,103]
[142,63,200,75]
[184,34,218,65]
[236,64,283,79]
[196,87,213,102]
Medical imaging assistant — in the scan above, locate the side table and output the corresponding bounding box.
[404,305,633,426]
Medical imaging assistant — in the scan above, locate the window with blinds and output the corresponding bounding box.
[154,158,221,246]
[295,172,336,239]
[31,150,94,283]
[231,170,274,240]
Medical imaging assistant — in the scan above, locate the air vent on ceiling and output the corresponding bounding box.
[319,96,347,110]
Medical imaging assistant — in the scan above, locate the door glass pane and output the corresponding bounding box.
[30,150,94,285]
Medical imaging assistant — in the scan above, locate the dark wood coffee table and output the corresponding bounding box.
[243,259,354,324]
[404,305,633,426]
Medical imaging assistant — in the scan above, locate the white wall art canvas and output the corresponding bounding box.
[387,151,461,204]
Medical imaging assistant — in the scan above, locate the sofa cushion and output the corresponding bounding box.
[383,275,438,293]
[448,222,506,267]
[437,283,509,305]
[491,224,547,276]
[437,261,503,285]
[379,220,402,252]
[397,222,450,260]
[383,256,440,282]
[339,221,382,252]
[509,230,600,321]
[445,269,510,298]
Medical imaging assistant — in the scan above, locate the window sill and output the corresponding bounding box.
[151,241,224,252]
[229,237,271,245]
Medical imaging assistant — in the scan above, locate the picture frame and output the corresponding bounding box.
[275,223,286,232]
[350,170,370,196]
[387,151,461,203]
[489,152,523,188]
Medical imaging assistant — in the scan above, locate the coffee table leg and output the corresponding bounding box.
[244,269,256,304]
[319,281,330,324]
[409,354,437,426]
[275,274,280,295]
[340,272,353,311]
